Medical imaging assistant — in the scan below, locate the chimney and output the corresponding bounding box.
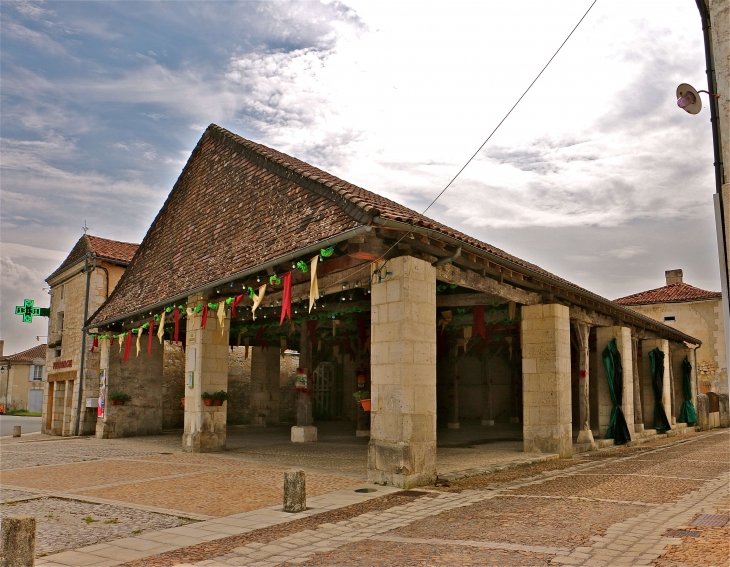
[0,340,4,357]
[665,269,683,286]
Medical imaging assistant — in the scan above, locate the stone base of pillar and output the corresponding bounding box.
[634,423,644,433]
[367,440,436,488]
[291,426,317,443]
[481,419,495,426]
[182,429,226,453]
[510,416,520,424]
[576,429,594,444]
[356,430,370,437]
[447,422,460,429]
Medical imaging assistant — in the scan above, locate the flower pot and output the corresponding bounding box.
[108,400,116,406]
[359,399,371,412]
[213,399,223,406]
[204,398,214,406]
[181,398,185,407]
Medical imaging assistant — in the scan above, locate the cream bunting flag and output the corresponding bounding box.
[217,302,226,335]
[157,311,166,344]
[186,307,195,321]
[136,328,142,356]
[118,332,125,353]
[251,284,267,320]
[308,255,319,313]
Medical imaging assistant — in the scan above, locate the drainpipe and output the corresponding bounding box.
[432,246,462,267]
[73,254,95,436]
[696,0,730,392]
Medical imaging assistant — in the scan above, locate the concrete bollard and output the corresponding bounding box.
[696,394,709,431]
[283,469,306,513]
[13,426,21,438]
[1,516,36,567]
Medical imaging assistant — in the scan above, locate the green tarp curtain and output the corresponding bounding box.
[601,338,631,445]
[648,348,671,433]
[678,356,697,425]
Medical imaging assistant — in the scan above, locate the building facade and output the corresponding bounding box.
[0,343,47,413]
[615,269,727,396]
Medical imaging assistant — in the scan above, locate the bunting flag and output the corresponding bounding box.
[148,319,154,355]
[136,327,142,356]
[118,332,125,353]
[123,331,132,362]
[90,335,99,353]
[174,307,180,343]
[438,310,453,332]
[110,335,115,347]
[186,307,194,320]
[508,301,516,322]
[157,311,166,344]
[308,255,319,313]
[473,305,486,339]
[505,336,513,359]
[231,294,244,318]
[251,284,267,320]
[280,272,292,325]
[201,304,209,329]
[217,302,226,335]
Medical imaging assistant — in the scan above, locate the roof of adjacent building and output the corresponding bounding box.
[47,234,139,282]
[1,344,47,363]
[614,282,722,305]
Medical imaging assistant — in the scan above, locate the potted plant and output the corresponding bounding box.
[353,390,371,412]
[202,392,214,406]
[212,390,229,406]
[109,392,131,406]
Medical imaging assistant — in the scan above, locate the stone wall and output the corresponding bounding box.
[162,342,185,429]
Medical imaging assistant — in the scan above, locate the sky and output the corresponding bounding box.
[0,0,721,354]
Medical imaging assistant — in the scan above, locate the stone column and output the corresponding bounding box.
[573,322,593,444]
[595,326,635,440]
[250,347,280,426]
[183,295,230,452]
[521,304,572,458]
[292,321,316,442]
[641,338,671,430]
[631,335,644,433]
[368,255,437,488]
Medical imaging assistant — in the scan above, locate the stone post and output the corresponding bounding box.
[12,426,21,438]
[368,255,437,487]
[1,516,35,567]
[595,326,635,440]
[182,294,230,452]
[521,304,572,458]
[696,393,710,431]
[283,469,306,512]
[573,322,593,444]
[631,335,644,433]
[641,338,671,430]
[292,321,317,442]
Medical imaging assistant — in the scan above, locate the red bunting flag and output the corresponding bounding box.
[148,319,154,355]
[123,331,132,362]
[90,335,99,353]
[201,304,209,329]
[110,335,115,347]
[280,272,292,325]
[473,305,486,339]
[231,294,244,318]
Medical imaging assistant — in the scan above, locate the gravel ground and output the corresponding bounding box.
[392,496,647,548]
[280,540,554,567]
[0,497,191,557]
[121,492,437,567]
[0,488,38,502]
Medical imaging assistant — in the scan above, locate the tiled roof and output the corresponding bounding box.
[615,282,722,305]
[1,344,47,363]
[47,235,139,282]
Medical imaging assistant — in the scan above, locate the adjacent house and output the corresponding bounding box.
[615,270,727,396]
[0,343,47,413]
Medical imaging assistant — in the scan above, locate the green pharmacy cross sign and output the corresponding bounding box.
[15,299,50,323]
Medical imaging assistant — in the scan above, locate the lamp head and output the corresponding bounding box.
[676,83,702,114]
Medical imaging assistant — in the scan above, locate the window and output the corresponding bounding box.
[664,316,676,322]
[57,312,64,334]
[60,285,64,299]
[33,365,43,381]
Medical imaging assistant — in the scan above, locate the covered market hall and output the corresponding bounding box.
[86,124,702,488]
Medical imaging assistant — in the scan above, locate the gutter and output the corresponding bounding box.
[86,225,373,330]
[373,217,701,345]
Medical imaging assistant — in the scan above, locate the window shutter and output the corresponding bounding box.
[29,365,35,382]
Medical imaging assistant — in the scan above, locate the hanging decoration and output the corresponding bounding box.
[118,332,125,353]
[309,255,319,313]
[90,335,99,353]
[473,305,486,339]
[438,310,453,332]
[296,260,308,272]
[201,304,209,329]
[231,294,244,318]
[269,274,282,286]
[280,272,292,325]
[123,331,132,362]
[251,284,267,320]
[148,319,154,355]
[320,246,335,259]
[508,301,517,322]
[136,327,143,356]
[157,311,166,344]
[217,302,226,334]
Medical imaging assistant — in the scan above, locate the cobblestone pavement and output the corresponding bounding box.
[29,428,721,567]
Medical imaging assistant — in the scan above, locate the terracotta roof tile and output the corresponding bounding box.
[614,282,722,305]
[1,344,47,363]
[47,235,138,282]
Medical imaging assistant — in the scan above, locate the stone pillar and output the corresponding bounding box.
[631,335,644,433]
[50,381,64,435]
[183,295,230,452]
[595,326,635,440]
[250,347,280,426]
[96,329,165,439]
[368,255,437,488]
[292,321,316,442]
[641,338,671,430]
[521,304,572,458]
[62,379,74,436]
[573,322,593,444]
